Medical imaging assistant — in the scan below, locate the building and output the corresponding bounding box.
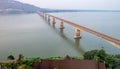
[32,56,106,69]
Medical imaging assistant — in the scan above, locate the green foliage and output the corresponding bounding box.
[83,48,107,62]
[7,55,15,60]
[83,50,98,60]
[0,57,40,69]
[0,62,18,69]
[83,48,120,69]
[105,55,116,68]
[71,56,84,60]
[46,56,63,60]
[115,54,120,58]
[22,57,40,66]
[18,64,33,69]
[0,51,119,69]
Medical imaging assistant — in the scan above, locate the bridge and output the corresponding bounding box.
[38,12,120,49]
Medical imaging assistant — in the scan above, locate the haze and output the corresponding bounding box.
[15,0,120,10]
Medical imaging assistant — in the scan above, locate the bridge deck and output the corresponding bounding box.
[39,12,120,48]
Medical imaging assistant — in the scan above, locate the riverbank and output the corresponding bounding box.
[0,49,120,69]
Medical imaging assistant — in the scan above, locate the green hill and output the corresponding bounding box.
[0,0,46,14]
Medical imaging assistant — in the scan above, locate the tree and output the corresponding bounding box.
[83,48,120,69]
[7,55,15,60]
[17,54,24,65]
[83,48,107,62]
[83,50,98,60]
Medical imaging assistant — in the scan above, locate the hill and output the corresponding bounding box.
[0,0,46,14]
[0,0,119,14]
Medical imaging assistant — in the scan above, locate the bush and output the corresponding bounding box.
[83,48,107,62]
[7,55,15,60]
[0,62,18,69]
[83,48,120,69]
[18,64,33,69]
[22,57,40,66]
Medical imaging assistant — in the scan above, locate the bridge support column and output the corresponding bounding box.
[42,13,44,17]
[44,14,47,20]
[48,16,50,23]
[43,13,45,18]
[52,17,56,24]
[59,21,64,29]
[74,29,81,39]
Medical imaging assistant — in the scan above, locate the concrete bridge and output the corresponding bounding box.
[38,12,120,49]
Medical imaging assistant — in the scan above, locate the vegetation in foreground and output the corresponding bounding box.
[83,48,120,69]
[0,48,120,69]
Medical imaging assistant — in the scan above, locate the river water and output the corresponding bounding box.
[0,12,120,60]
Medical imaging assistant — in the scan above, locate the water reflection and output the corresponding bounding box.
[75,39,80,46]
[52,24,56,29]
[46,21,85,55]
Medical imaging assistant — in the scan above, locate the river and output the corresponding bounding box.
[0,12,120,60]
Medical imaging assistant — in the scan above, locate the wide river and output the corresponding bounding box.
[0,12,120,60]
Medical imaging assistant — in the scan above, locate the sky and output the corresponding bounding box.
[16,0,120,10]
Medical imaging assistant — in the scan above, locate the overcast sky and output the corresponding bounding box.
[16,0,120,10]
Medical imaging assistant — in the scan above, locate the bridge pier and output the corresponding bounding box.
[74,29,81,39]
[52,17,56,24]
[48,16,50,23]
[44,14,46,20]
[43,13,45,18]
[59,21,64,29]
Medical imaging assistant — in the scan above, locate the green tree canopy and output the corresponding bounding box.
[7,55,15,60]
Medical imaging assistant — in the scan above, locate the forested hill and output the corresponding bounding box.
[0,0,47,14]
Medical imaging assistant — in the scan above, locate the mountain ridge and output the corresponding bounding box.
[0,0,46,14]
[0,0,120,14]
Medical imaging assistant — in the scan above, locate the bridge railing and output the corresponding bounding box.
[38,12,120,48]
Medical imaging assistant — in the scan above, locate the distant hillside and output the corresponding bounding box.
[0,0,47,14]
[0,0,119,14]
